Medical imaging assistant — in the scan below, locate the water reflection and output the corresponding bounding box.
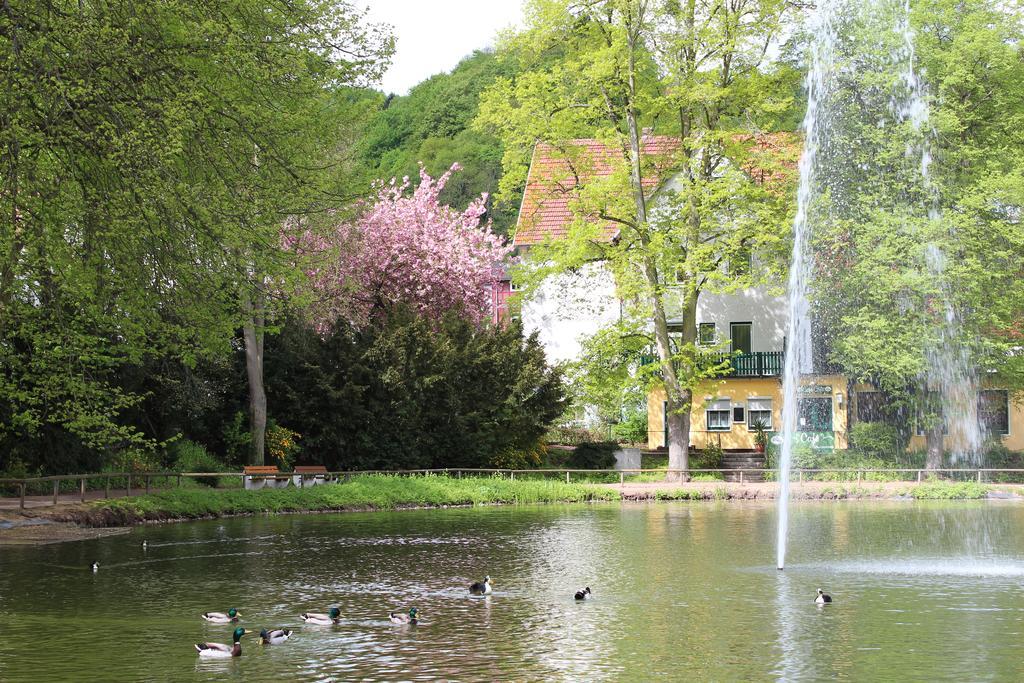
[1,502,1024,681]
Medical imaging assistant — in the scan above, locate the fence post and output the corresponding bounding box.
[798,470,803,483]
[126,474,132,498]
[52,480,59,506]
[510,471,515,481]
[977,470,982,483]
[917,470,923,483]
[739,470,744,484]
[566,471,570,484]
[177,474,181,488]
[145,475,150,494]
[20,482,26,510]
[620,471,625,486]
[857,470,862,484]
[105,475,110,499]
[80,478,86,503]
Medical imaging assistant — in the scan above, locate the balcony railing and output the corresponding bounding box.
[641,350,785,378]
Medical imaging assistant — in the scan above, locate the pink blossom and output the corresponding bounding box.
[287,164,511,331]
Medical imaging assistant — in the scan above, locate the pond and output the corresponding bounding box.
[2,501,1024,681]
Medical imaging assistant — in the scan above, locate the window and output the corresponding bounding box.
[979,390,1009,436]
[798,398,832,432]
[509,280,523,292]
[706,399,732,431]
[733,405,746,423]
[698,323,716,346]
[748,398,773,430]
[730,322,752,355]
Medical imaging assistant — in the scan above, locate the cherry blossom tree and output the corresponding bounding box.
[287,164,510,330]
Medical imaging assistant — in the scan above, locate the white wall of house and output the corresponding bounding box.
[520,262,620,366]
[693,287,788,352]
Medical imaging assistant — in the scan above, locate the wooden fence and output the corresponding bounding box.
[2,467,1023,510]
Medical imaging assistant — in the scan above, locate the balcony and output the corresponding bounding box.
[642,350,785,378]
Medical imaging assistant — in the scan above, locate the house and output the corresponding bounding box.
[514,136,1023,455]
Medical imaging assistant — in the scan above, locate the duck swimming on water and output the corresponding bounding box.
[259,628,292,645]
[201,608,240,623]
[195,627,247,658]
[815,589,833,604]
[574,587,592,601]
[389,608,419,625]
[90,561,99,572]
[469,575,492,596]
[301,607,341,625]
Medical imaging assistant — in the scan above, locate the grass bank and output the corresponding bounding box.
[60,474,620,526]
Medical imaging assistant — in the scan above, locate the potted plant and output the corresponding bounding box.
[751,418,769,453]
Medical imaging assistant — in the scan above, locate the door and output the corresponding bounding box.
[730,322,752,355]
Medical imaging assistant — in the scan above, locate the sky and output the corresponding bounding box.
[364,0,525,95]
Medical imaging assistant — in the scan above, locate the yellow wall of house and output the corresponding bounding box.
[647,375,849,450]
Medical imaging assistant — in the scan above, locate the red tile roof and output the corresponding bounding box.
[513,133,797,247]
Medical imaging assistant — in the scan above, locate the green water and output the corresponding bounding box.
[2,501,1024,681]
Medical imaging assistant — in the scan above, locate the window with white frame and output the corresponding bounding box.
[706,398,732,431]
[747,397,773,430]
[698,323,716,346]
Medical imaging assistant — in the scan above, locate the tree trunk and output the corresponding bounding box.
[925,425,943,470]
[242,288,266,466]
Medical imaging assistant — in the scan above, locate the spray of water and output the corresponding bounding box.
[776,0,840,570]
[890,0,981,461]
[776,0,981,570]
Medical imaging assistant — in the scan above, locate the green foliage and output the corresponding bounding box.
[850,422,904,458]
[568,442,618,470]
[222,413,251,468]
[751,418,769,450]
[613,411,649,444]
[697,443,724,470]
[90,474,619,520]
[263,310,566,470]
[909,480,990,500]
[0,0,392,467]
[358,50,520,234]
[171,441,225,488]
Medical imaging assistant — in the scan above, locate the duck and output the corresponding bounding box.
[201,608,240,623]
[300,607,341,625]
[259,628,292,645]
[195,627,247,658]
[574,587,592,601]
[815,588,833,604]
[469,575,492,596]
[90,561,99,572]
[141,540,148,550]
[389,608,419,625]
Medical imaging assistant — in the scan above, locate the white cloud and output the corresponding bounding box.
[364,0,524,94]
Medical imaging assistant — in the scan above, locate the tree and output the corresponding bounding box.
[807,0,1024,466]
[358,50,522,234]
[0,1,392,470]
[286,165,511,329]
[263,311,567,470]
[477,0,798,474]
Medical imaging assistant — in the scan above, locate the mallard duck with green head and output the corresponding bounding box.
[300,607,340,625]
[195,627,247,658]
[389,607,419,625]
[201,608,240,623]
[259,628,292,645]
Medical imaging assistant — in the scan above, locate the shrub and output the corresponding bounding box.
[489,442,545,469]
[612,411,648,445]
[568,441,618,469]
[266,422,301,472]
[545,424,611,446]
[172,440,225,487]
[850,422,903,459]
[694,442,723,469]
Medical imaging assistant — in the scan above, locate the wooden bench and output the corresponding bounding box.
[243,465,290,490]
[291,465,331,488]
